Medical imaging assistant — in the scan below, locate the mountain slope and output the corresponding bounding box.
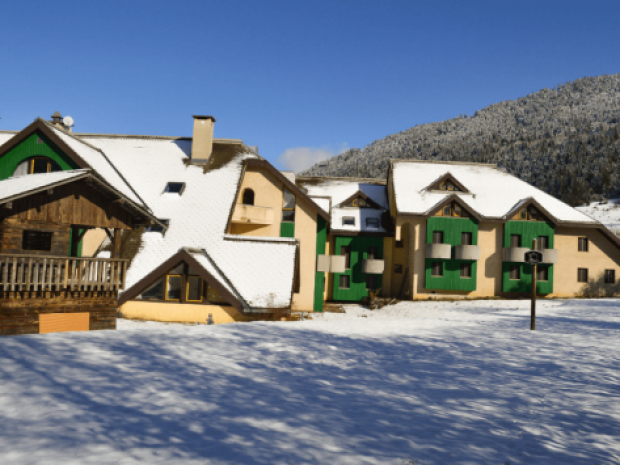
[301,74,620,206]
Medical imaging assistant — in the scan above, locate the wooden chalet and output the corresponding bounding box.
[0,170,162,336]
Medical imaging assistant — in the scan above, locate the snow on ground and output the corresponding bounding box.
[2,299,620,464]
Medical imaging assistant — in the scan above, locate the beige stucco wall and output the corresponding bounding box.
[119,300,241,324]
[390,217,620,300]
[229,170,283,237]
[81,228,107,257]
[228,168,319,312]
[552,227,620,297]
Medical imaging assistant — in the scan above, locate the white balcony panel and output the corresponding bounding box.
[541,249,558,264]
[502,247,530,263]
[330,255,346,273]
[425,243,452,260]
[231,204,274,225]
[454,244,481,261]
[361,259,385,274]
[316,255,330,273]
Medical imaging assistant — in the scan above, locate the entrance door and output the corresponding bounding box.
[332,236,383,301]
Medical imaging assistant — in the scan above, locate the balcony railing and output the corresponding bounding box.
[0,254,128,293]
[231,204,274,225]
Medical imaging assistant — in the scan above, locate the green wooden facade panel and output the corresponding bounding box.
[313,217,327,312]
[502,221,555,293]
[280,222,295,238]
[502,263,554,294]
[424,217,479,291]
[332,236,383,302]
[425,259,477,291]
[426,217,479,247]
[0,131,78,180]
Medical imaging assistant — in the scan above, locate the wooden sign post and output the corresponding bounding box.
[531,238,537,331]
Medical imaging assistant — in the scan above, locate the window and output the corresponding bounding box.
[537,267,549,282]
[432,231,444,244]
[365,217,380,228]
[437,179,461,191]
[341,246,351,269]
[519,209,527,220]
[165,275,182,301]
[461,232,473,246]
[578,268,588,283]
[242,189,255,205]
[515,205,543,221]
[578,237,588,252]
[530,208,538,221]
[434,201,469,218]
[460,263,472,278]
[22,230,52,251]
[454,204,462,217]
[510,234,521,248]
[146,219,169,233]
[164,182,185,194]
[367,246,379,260]
[282,189,295,222]
[605,269,616,284]
[13,157,61,177]
[394,264,403,274]
[339,275,350,289]
[395,240,404,248]
[343,217,355,226]
[431,261,443,277]
[538,236,549,250]
[509,265,520,280]
[186,276,203,302]
[443,204,451,216]
[138,278,164,300]
[366,275,378,290]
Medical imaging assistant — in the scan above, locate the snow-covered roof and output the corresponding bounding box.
[391,161,597,224]
[0,132,15,146]
[44,122,146,208]
[298,178,389,233]
[0,169,89,202]
[81,135,297,310]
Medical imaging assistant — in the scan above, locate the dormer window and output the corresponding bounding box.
[343,217,355,226]
[340,191,380,209]
[514,205,545,222]
[282,189,296,222]
[147,219,169,232]
[164,182,185,195]
[428,175,468,193]
[365,217,380,228]
[12,157,61,177]
[434,201,470,218]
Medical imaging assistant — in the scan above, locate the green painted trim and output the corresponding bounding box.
[68,228,83,258]
[424,217,478,291]
[280,222,295,238]
[502,263,554,294]
[0,131,78,180]
[313,217,327,312]
[333,236,383,302]
[502,221,555,293]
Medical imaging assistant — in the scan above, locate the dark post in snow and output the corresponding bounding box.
[531,238,537,331]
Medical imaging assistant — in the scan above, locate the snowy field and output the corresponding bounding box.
[1,300,620,464]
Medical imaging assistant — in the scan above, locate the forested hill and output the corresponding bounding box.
[300,74,620,206]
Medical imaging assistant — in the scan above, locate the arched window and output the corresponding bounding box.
[12,157,61,177]
[242,189,255,205]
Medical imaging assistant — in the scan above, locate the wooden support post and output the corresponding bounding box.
[531,238,537,331]
[112,228,122,259]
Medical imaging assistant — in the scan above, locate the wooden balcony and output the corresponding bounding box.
[231,204,274,225]
[0,254,128,293]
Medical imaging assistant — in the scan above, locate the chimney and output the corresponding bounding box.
[191,115,216,160]
[50,111,63,127]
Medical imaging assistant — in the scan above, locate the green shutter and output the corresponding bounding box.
[313,217,328,312]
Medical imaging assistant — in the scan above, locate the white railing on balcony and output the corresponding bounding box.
[0,254,128,293]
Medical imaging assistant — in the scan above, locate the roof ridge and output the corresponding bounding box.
[296,175,388,184]
[391,159,499,168]
[76,133,243,143]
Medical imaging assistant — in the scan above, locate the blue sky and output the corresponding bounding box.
[1,1,619,171]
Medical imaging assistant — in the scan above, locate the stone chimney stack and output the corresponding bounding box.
[191,115,216,161]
